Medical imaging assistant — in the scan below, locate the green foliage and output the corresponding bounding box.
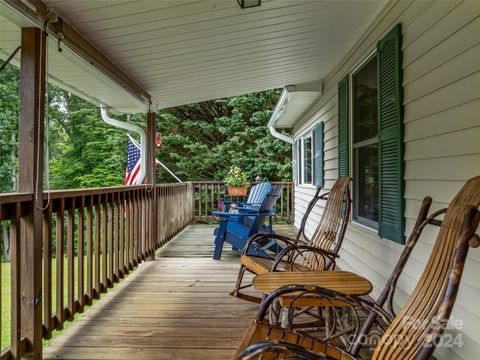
[157,90,292,182]
[0,61,19,193]
[224,166,249,188]
[0,61,291,191]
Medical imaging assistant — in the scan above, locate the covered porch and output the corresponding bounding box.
[1,0,480,359]
[42,224,296,360]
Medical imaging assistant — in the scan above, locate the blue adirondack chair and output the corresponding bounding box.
[221,182,273,234]
[212,185,283,260]
[222,182,272,212]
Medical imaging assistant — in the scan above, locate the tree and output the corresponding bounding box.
[0,60,19,261]
[156,90,292,182]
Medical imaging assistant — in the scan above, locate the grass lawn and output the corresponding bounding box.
[1,257,109,352]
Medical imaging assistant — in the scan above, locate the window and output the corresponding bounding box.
[352,55,379,229]
[295,133,313,185]
[303,135,312,184]
[337,24,404,243]
[295,123,325,188]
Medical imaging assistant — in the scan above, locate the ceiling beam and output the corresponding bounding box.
[3,0,152,106]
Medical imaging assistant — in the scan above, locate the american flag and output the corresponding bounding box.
[125,135,142,185]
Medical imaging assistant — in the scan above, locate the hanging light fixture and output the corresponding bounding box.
[237,0,261,9]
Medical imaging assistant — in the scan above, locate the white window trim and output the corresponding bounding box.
[297,132,315,188]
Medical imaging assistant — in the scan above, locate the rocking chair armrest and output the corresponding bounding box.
[256,284,393,326]
[242,233,297,256]
[271,245,339,271]
[236,340,342,360]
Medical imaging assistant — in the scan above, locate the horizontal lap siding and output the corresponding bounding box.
[292,1,480,359]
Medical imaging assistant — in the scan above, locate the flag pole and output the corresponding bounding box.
[127,134,182,183]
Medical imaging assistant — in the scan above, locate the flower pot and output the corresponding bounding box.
[228,187,248,196]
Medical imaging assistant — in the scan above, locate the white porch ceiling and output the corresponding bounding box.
[0,11,147,113]
[2,0,386,112]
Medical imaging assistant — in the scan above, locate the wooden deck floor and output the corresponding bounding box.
[44,224,297,359]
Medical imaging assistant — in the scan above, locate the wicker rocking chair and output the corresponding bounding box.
[233,176,480,360]
[232,177,351,303]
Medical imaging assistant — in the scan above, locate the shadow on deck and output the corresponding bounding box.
[43,224,297,359]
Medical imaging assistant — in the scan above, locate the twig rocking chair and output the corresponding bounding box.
[232,177,351,304]
[233,175,480,360]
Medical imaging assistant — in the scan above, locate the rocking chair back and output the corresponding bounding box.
[372,176,480,360]
[299,176,351,270]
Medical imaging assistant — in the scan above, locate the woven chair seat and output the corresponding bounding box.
[240,255,311,275]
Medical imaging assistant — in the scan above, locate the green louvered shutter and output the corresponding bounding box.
[294,139,300,185]
[377,24,404,244]
[312,122,324,188]
[338,75,349,178]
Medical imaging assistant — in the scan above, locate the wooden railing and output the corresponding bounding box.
[0,183,193,358]
[192,181,293,223]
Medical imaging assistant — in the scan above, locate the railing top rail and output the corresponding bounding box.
[0,192,33,204]
[191,181,292,185]
[39,183,187,199]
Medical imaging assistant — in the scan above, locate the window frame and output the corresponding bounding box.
[296,131,314,186]
[350,51,379,231]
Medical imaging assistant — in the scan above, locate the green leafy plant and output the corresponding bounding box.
[224,166,249,188]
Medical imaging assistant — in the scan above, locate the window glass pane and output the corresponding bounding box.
[353,56,378,143]
[303,137,312,184]
[355,144,379,223]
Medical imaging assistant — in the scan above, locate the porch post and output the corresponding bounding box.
[146,112,157,260]
[18,28,46,358]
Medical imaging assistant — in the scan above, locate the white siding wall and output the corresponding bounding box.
[292,1,480,359]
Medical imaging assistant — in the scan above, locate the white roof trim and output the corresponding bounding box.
[268,81,323,143]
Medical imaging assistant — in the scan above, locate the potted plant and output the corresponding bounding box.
[225,166,249,196]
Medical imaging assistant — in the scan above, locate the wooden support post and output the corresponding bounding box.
[146,112,157,260]
[18,27,46,358]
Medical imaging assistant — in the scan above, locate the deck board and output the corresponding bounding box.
[43,224,297,359]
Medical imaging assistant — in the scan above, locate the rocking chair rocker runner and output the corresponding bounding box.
[233,175,480,360]
[232,177,351,303]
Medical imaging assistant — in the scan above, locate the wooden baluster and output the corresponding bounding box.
[114,192,120,281]
[135,189,140,263]
[78,197,85,312]
[94,194,101,298]
[56,198,65,327]
[204,184,207,222]
[124,191,129,272]
[160,187,165,244]
[129,190,135,269]
[102,194,108,290]
[280,186,284,221]
[10,203,22,357]
[107,193,114,286]
[132,190,138,266]
[119,192,125,277]
[198,184,202,223]
[287,185,290,223]
[210,183,214,219]
[67,198,75,320]
[86,195,93,305]
[43,203,53,337]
